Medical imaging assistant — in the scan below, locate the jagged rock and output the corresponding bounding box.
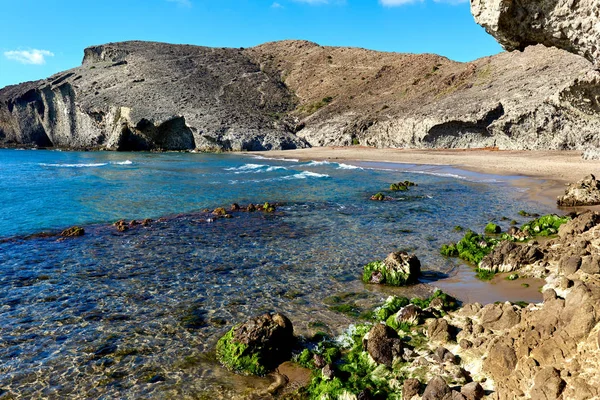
[363,324,403,367]
[427,318,454,343]
[460,382,484,400]
[459,339,473,350]
[483,339,518,379]
[422,376,451,400]
[557,175,600,207]
[403,378,421,400]
[559,211,600,239]
[542,288,558,302]
[60,226,85,237]
[433,347,456,364]
[479,302,520,331]
[479,240,543,273]
[471,0,600,68]
[530,368,566,400]
[559,254,582,275]
[580,255,600,274]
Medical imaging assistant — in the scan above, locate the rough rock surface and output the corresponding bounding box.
[363,323,404,367]
[557,174,600,206]
[471,0,600,68]
[2,40,600,151]
[0,41,308,151]
[479,240,544,272]
[441,211,600,399]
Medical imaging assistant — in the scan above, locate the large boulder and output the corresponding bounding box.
[363,323,404,367]
[471,0,600,68]
[216,312,294,375]
[479,240,543,273]
[557,175,600,207]
[362,251,421,286]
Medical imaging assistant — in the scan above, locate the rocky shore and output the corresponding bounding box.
[212,206,600,399]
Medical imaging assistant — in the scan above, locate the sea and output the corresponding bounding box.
[0,149,557,399]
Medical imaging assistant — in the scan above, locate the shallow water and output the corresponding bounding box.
[0,150,557,398]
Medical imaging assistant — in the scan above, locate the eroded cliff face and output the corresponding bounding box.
[0,41,307,151]
[471,0,600,68]
[1,40,600,151]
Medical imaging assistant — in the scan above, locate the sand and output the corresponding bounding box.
[256,147,600,206]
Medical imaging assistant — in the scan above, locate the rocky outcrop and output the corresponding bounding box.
[2,40,600,151]
[471,0,600,68]
[362,251,421,286]
[216,312,295,375]
[557,174,600,206]
[0,41,308,151]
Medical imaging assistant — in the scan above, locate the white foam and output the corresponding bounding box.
[282,171,329,180]
[112,160,133,165]
[306,160,332,166]
[225,163,266,171]
[336,163,363,170]
[266,166,287,172]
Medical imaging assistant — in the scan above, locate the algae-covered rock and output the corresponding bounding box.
[440,230,497,265]
[484,222,501,234]
[363,251,421,286]
[216,312,294,376]
[370,192,386,201]
[60,226,85,237]
[363,324,403,367]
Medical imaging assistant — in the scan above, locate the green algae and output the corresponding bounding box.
[521,214,570,237]
[484,222,501,234]
[440,230,497,265]
[362,260,415,286]
[215,328,268,376]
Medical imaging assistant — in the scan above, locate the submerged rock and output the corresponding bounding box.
[362,251,421,286]
[60,226,85,237]
[216,312,294,376]
[557,174,600,207]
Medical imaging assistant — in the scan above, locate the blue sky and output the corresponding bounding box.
[0,0,502,88]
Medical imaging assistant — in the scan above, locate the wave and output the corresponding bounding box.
[225,163,288,174]
[39,162,108,168]
[282,171,329,180]
[306,160,331,166]
[336,163,363,170]
[111,160,133,165]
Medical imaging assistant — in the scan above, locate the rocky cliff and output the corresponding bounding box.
[1,40,600,151]
[471,0,600,68]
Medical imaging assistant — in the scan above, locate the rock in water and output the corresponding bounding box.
[557,174,600,206]
[216,312,294,376]
[471,0,600,68]
[60,226,85,237]
[362,251,421,286]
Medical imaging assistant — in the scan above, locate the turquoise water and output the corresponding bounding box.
[0,150,556,398]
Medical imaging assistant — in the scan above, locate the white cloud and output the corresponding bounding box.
[166,0,192,7]
[4,49,54,65]
[272,2,284,8]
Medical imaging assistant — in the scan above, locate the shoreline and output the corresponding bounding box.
[253,146,600,208]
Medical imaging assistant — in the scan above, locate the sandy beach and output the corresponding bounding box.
[257,147,600,207]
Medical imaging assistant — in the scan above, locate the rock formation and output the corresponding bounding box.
[2,40,600,151]
[557,174,600,206]
[471,0,600,68]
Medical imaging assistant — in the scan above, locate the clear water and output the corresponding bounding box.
[0,150,556,399]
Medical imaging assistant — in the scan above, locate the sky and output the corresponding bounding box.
[0,0,502,88]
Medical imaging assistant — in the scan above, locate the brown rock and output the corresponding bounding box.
[60,226,85,237]
[560,255,582,275]
[403,378,421,400]
[542,289,557,302]
[557,175,600,207]
[459,339,473,350]
[322,364,335,380]
[580,255,600,274]
[483,339,517,378]
[530,367,566,400]
[460,382,484,400]
[427,318,453,343]
[364,324,403,367]
[479,303,520,331]
[313,354,326,369]
[422,376,451,400]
